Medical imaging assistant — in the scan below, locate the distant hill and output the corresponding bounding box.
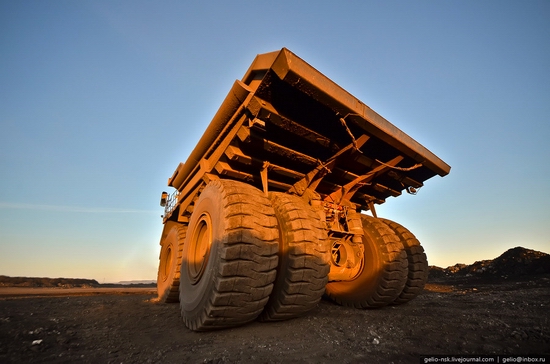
[0,276,100,288]
[0,276,157,288]
[117,280,156,285]
[429,246,550,281]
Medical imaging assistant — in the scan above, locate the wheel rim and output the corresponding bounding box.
[188,213,212,285]
[328,238,363,281]
[161,246,173,282]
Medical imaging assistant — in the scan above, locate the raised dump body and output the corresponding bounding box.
[157,48,450,331]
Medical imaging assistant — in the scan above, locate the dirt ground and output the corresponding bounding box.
[1,277,549,364]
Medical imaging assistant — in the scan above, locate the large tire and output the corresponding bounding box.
[157,221,186,303]
[380,218,429,304]
[179,179,279,331]
[259,193,330,321]
[325,215,408,308]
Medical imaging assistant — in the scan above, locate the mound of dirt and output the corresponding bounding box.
[429,246,550,281]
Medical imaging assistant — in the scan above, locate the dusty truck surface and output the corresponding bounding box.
[157,48,450,331]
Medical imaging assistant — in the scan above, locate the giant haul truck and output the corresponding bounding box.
[157,48,450,331]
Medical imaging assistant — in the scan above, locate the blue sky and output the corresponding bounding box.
[1,1,549,282]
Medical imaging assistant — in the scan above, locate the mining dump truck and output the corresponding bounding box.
[157,48,450,331]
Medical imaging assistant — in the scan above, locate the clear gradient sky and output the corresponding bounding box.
[1,1,549,282]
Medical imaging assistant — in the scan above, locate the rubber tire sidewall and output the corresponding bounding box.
[259,192,330,321]
[179,187,223,320]
[325,221,384,303]
[325,215,407,308]
[157,221,181,302]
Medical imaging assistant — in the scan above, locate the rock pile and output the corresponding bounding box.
[429,246,550,281]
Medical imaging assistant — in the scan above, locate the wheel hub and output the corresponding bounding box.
[188,213,212,285]
[161,246,173,282]
[328,236,363,281]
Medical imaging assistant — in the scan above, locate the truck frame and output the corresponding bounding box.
[157,48,450,331]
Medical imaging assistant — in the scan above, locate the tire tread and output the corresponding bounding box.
[180,180,279,331]
[259,193,330,321]
[380,218,429,304]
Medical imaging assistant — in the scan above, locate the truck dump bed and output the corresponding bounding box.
[165,48,450,218]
